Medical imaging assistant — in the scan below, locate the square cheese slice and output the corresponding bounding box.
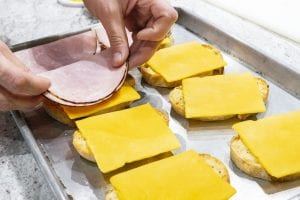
[110,150,236,200]
[62,84,140,119]
[75,104,181,173]
[233,110,300,178]
[182,73,266,118]
[147,42,226,83]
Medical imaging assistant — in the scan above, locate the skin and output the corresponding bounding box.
[0,41,50,111]
[83,0,178,67]
[0,0,177,111]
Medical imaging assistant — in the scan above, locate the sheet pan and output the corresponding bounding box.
[11,8,300,200]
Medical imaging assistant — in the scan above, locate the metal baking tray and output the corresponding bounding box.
[10,7,300,200]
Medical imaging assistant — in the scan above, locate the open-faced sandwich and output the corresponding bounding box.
[169,72,269,121]
[73,103,170,163]
[73,104,181,173]
[141,42,226,88]
[106,150,236,200]
[43,74,140,127]
[231,110,300,181]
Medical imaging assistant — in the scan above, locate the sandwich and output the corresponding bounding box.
[231,110,300,181]
[169,73,269,121]
[74,104,181,173]
[140,42,226,88]
[73,104,169,162]
[43,74,140,127]
[106,150,236,200]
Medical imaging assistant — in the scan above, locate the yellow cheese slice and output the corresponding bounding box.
[182,73,266,118]
[110,150,236,200]
[62,84,140,119]
[75,104,181,173]
[147,42,226,83]
[233,110,300,178]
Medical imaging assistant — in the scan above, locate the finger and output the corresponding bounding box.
[0,86,43,111]
[136,1,178,41]
[129,40,160,68]
[0,41,29,71]
[0,55,50,96]
[92,0,129,67]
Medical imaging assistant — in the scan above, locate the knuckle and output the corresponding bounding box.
[11,75,28,93]
[110,34,126,47]
[164,9,178,22]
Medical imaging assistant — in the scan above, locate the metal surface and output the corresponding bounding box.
[11,8,300,200]
[10,111,70,200]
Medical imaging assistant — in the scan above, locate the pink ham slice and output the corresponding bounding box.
[14,27,129,106]
[15,31,100,73]
[40,50,127,106]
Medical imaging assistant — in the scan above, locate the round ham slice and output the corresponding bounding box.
[14,27,130,106]
[39,49,128,106]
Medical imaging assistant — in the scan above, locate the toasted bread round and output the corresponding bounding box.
[169,77,269,121]
[43,75,136,127]
[73,109,169,162]
[105,154,230,200]
[230,136,300,182]
[140,44,225,88]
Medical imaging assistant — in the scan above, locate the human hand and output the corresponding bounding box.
[0,41,50,111]
[83,0,177,67]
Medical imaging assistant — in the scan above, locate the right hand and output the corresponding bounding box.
[0,41,50,111]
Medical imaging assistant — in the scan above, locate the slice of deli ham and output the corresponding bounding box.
[40,50,127,106]
[15,27,129,106]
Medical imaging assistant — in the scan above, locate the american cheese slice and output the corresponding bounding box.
[147,42,226,83]
[233,110,300,178]
[75,104,181,173]
[110,150,236,200]
[182,73,266,118]
[62,84,140,119]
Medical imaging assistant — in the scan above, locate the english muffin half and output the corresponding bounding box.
[230,136,300,182]
[140,43,226,88]
[169,77,269,121]
[105,153,230,200]
[73,109,169,162]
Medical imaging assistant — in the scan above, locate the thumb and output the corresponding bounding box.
[96,3,129,67]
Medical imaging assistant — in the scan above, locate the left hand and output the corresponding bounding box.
[83,0,178,67]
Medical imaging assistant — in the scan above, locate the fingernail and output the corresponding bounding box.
[113,52,123,67]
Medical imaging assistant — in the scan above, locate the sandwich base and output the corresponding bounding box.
[73,109,169,163]
[105,153,230,200]
[230,136,300,182]
[169,77,269,121]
